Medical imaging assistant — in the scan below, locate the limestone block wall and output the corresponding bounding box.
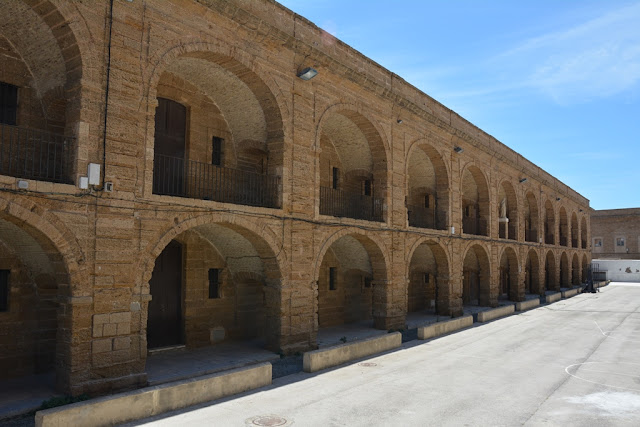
[591,208,640,260]
[0,0,592,396]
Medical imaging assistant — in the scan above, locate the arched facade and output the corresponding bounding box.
[406,141,449,230]
[314,231,390,330]
[497,181,518,241]
[544,200,556,245]
[545,251,557,291]
[461,165,490,237]
[525,249,541,295]
[407,239,451,315]
[462,244,492,307]
[316,106,389,223]
[145,46,286,209]
[560,252,570,287]
[524,192,540,243]
[0,0,592,397]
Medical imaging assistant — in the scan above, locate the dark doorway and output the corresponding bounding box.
[148,240,183,349]
[153,98,187,196]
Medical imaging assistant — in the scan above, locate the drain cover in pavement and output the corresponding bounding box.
[358,362,377,367]
[247,415,290,426]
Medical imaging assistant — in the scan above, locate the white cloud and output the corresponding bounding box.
[498,3,640,104]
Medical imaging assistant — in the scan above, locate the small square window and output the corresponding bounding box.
[424,273,430,284]
[208,268,221,299]
[0,82,18,126]
[329,267,337,290]
[363,179,371,196]
[332,168,339,190]
[593,238,602,247]
[616,237,625,247]
[363,277,372,288]
[211,137,223,166]
[0,270,9,312]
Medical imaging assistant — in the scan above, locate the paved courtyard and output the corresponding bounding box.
[127,282,640,426]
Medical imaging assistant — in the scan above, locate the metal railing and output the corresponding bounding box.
[462,217,488,236]
[0,123,72,183]
[525,228,537,243]
[407,205,444,230]
[545,234,554,245]
[319,186,383,222]
[153,154,281,209]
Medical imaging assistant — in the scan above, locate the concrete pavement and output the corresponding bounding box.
[126,282,640,426]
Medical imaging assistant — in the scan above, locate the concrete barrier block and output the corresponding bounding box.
[515,298,540,312]
[477,305,515,323]
[303,332,401,373]
[562,288,579,298]
[417,316,473,340]
[35,363,272,427]
[545,292,561,303]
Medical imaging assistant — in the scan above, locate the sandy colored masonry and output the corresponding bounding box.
[0,0,590,395]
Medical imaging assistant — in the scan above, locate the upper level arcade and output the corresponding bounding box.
[150,52,284,209]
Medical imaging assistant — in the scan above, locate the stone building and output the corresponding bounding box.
[591,208,640,259]
[0,0,590,395]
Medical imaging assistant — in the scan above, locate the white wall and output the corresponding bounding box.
[593,259,640,282]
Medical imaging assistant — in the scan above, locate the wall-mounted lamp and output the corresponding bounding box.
[397,119,403,124]
[297,67,318,81]
[519,178,528,184]
[454,146,464,153]
[556,197,561,201]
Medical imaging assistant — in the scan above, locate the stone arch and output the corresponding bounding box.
[405,139,450,230]
[0,200,84,392]
[572,253,580,285]
[144,40,289,204]
[582,254,589,282]
[544,200,555,245]
[406,239,451,315]
[462,243,492,307]
[580,216,588,249]
[140,213,284,288]
[461,164,490,236]
[570,212,579,248]
[141,214,284,352]
[499,246,520,301]
[560,252,570,287]
[559,207,569,247]
[314,229,390,330]
[525,249,541,295]
[0,0,88,181]
[497,180,518,240]
[545,250,557,291]
[316,104,389,222]
[524,191,539,243]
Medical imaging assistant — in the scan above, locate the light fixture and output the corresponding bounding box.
[397,119,403,124]
[454,146,464,153]
[556,197,561,201]
[519,178,528,184]
[297,67,318,81]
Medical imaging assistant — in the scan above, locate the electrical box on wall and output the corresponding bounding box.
[79,177,89,189]
[88,163,101,185]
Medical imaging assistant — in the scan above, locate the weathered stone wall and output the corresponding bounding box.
[591,208,640,260]
[0,0,592,396]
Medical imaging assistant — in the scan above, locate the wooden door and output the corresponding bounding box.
[148,240,183,349]
[153,98,187,196]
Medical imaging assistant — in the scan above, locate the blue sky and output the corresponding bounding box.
[278,0,640,210]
